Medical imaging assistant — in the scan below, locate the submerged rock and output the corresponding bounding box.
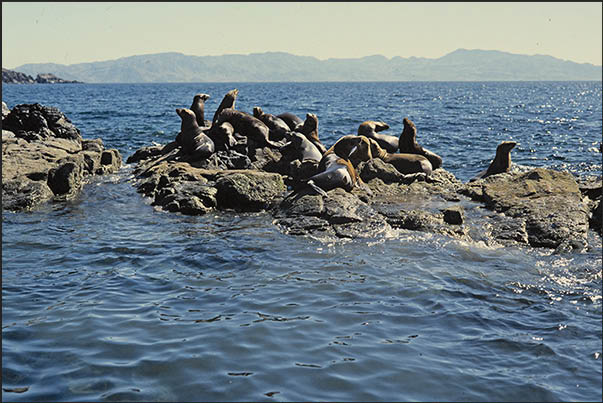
[2,103,122,211]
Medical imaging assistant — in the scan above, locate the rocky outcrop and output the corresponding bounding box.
[33,73,82,84]
[2,68,34,84]
[2,68,82,84]
[2,103,121,211]
[461,168,593,250]
[128,135,599,252]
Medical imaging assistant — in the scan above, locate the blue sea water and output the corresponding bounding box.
[2,81,602,402]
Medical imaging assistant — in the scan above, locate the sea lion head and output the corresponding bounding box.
[329,135,372,164]
[253,106,263,118]
[176,108,196,120]
[402,118,417,136]
[373,121,389,132]
[497,141,517,153]
[302,113,318,132]
[193,93,210,102]
[176,108,198,127]
[358,120,390,136]
[348,135,373,163]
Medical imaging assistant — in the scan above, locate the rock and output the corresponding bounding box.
[2,103,121,211]
[34,73,82,84]
[274,188,391,239]
[2,68,35,84]
[472,168,589,249]
[1,179,55,211]
[2,68,82,84]
[47,160,84,196]
[215,171,286,212]
[443,206,464,225]
[590,199,602,235]
[99,149,122,174]
[3,103,82,142]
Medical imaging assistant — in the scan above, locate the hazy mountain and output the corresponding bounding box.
[11,49,602,83]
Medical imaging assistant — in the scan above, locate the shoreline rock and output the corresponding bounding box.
[2,103,121,211]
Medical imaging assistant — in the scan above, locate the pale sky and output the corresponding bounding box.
[2,2,602,69]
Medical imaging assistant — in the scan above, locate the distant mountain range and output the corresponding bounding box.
[8,49,602,83]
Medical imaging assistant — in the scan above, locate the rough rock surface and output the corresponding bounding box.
[461,168,591,250]
[2,103,122,211]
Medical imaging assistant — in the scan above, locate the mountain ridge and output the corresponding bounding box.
[9,49,602,83]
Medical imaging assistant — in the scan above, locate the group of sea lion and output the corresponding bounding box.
[174,89,517,195]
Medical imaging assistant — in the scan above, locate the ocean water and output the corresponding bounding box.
[2,81,602,402]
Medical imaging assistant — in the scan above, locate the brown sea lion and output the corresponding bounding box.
[212,89,239,125]
[398,118,443,169]
[305,153,360,195]
[191,93,211,127]
[253,107,291,141]
[175,108,215,159]
[358,120,399,153]
[208,121,237,151]
[288,131,323,162]
[366,138,433,175]
[277,112,304,131]
[214,108,283,149]
[300,113,328,155]
[322,135,373,171]
[469,141,517,182]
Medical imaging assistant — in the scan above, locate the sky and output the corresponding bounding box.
[2,2,602,69]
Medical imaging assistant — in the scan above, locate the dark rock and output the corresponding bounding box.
[589,199,601,235]
[216,171,286,212]
[1,179,54,211]
[3,103,82,142]
[35,73,82,84]
[275,188,391,239]
[443,206,464,225]
[47,161,84,196]
[2,68,35,84]
[126,144,168,164]
[2,68,82,84]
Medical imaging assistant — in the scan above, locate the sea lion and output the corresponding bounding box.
[277,112,304,131]
[305,153,360,195]
[253,107,291,141]
[398,118,443,169]
[300,113,328,155]
[212,89,239,126]
[288,131,323,162]
[469,141,517,182]
[366,138,433,175]
[358,120,399,153]
[191,93,211,127]
[322,135,373,170]
[208,121,237,151]
[175,108,215,159]
[214,108,283,149]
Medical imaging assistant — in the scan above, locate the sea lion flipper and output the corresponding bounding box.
[307,180,328,197]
